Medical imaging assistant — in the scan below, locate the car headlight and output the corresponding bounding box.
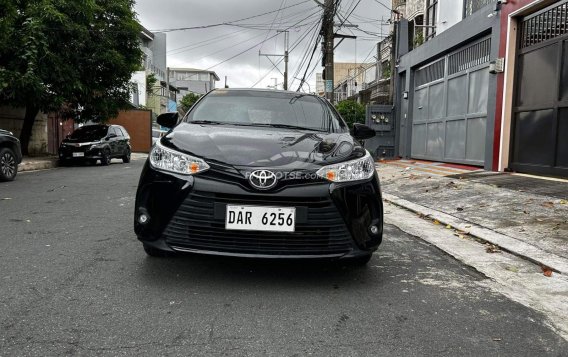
[150,141,210,175]
[316,151,375,182]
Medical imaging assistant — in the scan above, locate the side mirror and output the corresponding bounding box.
[157,112,179,129]
[350,123,376,141]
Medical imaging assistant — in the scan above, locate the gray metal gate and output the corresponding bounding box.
[410,37,491,166]
[510,1,568,177]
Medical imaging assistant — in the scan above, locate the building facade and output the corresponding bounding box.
[495,0,568,177]
[394,0,500,170]
[130,26,175,115]
[168,68,220,103]
[394,0,566,178]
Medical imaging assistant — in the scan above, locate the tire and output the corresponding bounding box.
[100,149,111,166]
[143,244,173,258]
[0,148,18,182]
[350,254,373,267]
[122,148,131,163]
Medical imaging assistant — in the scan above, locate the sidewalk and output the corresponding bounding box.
[18,153,149,172]
[377,159,568,274]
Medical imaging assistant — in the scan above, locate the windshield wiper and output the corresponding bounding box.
[254,123,328,132]
[190,120,226,125]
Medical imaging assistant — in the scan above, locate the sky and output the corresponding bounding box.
[134,0,391,91]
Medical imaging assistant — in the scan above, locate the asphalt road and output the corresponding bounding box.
[0,160,566,356]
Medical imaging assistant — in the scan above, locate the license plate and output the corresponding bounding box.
[226,205,296,232]
[72,152,84,157]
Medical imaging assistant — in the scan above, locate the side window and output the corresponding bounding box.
[116,127,124,137]
[109,127,118,136]
[120,127,129,138]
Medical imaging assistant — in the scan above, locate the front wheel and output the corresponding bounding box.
[0,148,18,182]
[100,149,111,166]
[122,148,131,163]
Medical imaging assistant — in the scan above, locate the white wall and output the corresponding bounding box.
[130,71,147,106]
[437,0,465,34]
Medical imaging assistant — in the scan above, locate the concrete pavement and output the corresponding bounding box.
[377,159,568,275]
[1,160,567,355]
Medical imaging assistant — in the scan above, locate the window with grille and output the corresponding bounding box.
[415,59,445,87]
[464,0,493,17]
[425,0,438,40]
[520,1,568,49]
[448,38,491,75]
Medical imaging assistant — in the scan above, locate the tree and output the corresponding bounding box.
[0,0,141,155]
[179,92,202,113]
[335,100,366,128]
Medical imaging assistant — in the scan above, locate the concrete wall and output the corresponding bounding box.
[437,0,465,34]
[109,110,152,153]
[0,106,48,155]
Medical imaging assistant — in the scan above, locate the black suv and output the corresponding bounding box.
[59,124,131,166]
[0,129,23,182]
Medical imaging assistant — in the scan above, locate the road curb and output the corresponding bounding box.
[19,158,59,172]
[382,192,568,275]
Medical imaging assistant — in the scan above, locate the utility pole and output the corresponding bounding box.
[281,30,289,91]
[323,0,335,103]
[259,30,289,90]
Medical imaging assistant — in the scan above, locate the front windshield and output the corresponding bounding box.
[69,126,108,141]
[186,91,346,132]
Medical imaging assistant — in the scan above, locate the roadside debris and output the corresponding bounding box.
[541,266,553,277]
[485,244,501,254]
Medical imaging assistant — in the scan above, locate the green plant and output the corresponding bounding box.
[146,73,158,94]
[179,92,202,113]
[414,31,424,48]
[0,0,142,154]
[335,100,366,128]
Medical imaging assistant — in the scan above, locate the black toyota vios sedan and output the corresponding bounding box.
[135,89,383,265]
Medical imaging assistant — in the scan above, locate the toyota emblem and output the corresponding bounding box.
[249,170,278,190]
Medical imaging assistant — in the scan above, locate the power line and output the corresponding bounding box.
[150,0,315,32]
[202,9,322,72]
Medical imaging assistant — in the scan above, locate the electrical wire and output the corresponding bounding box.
[150,0,315,32]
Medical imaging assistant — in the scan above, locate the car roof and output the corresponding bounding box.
[209,88,319,98]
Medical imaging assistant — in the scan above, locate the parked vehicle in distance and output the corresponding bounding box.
[135,89,383,265]
[152,128,167,146]
[0,129,23,182]
[59,124,131,166]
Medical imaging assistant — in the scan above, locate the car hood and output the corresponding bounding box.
[161,123,363,169]
[0,129,14,137]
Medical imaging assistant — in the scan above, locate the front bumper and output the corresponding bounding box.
[134,162,383,259]
[59,145,105,160]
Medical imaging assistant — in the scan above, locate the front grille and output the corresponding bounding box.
[162,191,353,256]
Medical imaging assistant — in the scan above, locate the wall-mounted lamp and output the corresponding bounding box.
[488,0,508,17]
[403,91,409,99]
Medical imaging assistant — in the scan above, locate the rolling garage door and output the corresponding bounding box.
[510,1,568,177]
[411,37,491,166]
